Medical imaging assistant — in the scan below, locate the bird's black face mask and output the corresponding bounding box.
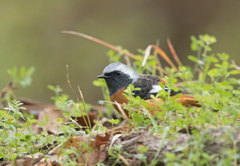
[97,70,133,96]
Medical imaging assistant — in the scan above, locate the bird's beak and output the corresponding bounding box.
[97,75,107,79]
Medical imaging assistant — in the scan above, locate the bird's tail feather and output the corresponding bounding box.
[175,94,201,107]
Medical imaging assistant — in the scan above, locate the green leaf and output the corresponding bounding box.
[26,118,31,126]
[230,70,239,75]
[129,84,134,90]
[217,53,229,61]
[188,56,204,65]
[11,154,17,160]
[138,146,148,153]
[208,68,220,77]
[206,46,212,52]
[25,135,31,141]
[31,119,38,124]
[45,114,49,123]
[38,121,46,128]
[150,94,156,99]
[170,78,177,84]
[2,131,9,141]
[198,41,205,47]
[142,107,159,132]
[57,118,63,123]
[173,93,182,100]
[203,84,212,91]
[215,64,222,68]
[47,85,56,91]
[181,82,187,86]
[223,91,232,97]
[47,135,54,144]
[222,61,228,67]
[209,36,217,44]
[159,83,165,90]
[208,56,218,63]
[221,81,229,86]
[20,66,26,76]
[188,55,198,63]
[108,119,119,124]
[152,126,169,162]
[191,43,199,51]
[26,67,35,76]
[165,152,175,161]
[203,34,210,43]
[190,35,197,42]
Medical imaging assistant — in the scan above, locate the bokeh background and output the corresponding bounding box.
[1,1,240,105]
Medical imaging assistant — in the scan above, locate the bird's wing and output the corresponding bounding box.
[131,75,164,100]
[131,74,190,100]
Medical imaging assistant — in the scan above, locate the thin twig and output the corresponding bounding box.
[62,31,171,76]
[115,101,135,129]
[32,142,58,165]
[71,119,82,129]
[124,56,131,67]
[78,86,92,129]
[117,154,130,166]
[66,65,89,129]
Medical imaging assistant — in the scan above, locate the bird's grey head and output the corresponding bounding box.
[97,63,139,96]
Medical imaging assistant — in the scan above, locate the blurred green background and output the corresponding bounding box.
[1,1,240,105]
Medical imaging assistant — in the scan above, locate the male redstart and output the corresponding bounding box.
[97,63,200,116]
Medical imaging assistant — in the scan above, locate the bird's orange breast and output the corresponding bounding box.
[110,87,129,116]
[110,88,200,117]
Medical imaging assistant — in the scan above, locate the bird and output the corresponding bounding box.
[97,62,201,116]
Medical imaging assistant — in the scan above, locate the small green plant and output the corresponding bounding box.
[108,144,129,166]
[7,66,35,88]
[135,146,148,165]
[1,34,239,165]
[108,118,119,129]
[92,34,240,165]
[0,66,35,107]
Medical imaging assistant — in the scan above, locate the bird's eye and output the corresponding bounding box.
[115,71,121,77]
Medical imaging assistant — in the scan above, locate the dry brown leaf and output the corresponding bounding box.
[2,158,33,166]
[95,133,110,148]
[106,124,132,135]
[47,134,109,166]
[73,111,98,128]
[0,82,13,98]
[38,106,68,135]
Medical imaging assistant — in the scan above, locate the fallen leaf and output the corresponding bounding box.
[2,158,33,166]
[47,134,109,166]
[38,106,68,135]
[73,112,98,129]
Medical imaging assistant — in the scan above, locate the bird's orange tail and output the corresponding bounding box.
[174,94,201,107]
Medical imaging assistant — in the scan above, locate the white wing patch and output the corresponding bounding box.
[150,85,164,93]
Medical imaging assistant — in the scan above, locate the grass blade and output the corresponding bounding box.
[167,38,183,67]
[151,45,179,72]
[152,126,169,163]
[143,45,169,75]
[62,31,141,61]
[142,45,153,67]
[153,39,164,77]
